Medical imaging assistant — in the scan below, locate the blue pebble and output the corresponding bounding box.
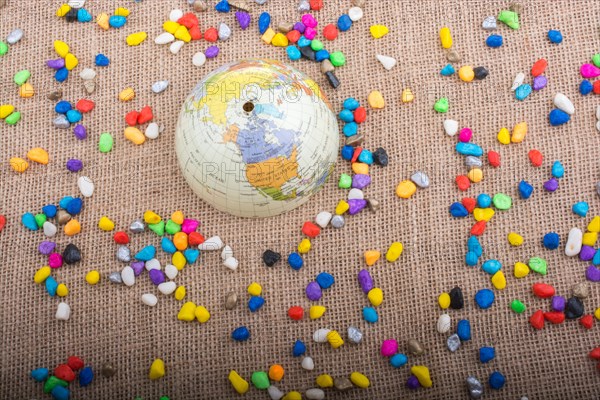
[55,67,69,83]
[95,53,110,67]
[297,36,311,47]
[66,109,82,124]
[440,64,455,76]
[482,259,502,275]
[572,201,589,217]
[42,204,57,218]
[316,272,335,289]
[248,296,265,312]
[79,366,94,387]
[488,371,506,390]
[449,202,468,218]
[184,248,199,264]
[288,252,303,270]
[518,180,533,199]
[455,142,483,157]
[65,197,83,215]
[161,237,176,254]
[465,251,479,266]
[486,34,503,47]
[51,386,70,400]
[46,276,58,296]
[59,196,74,209]
[343,122,358,137]
[477,194,491,208]
[337,14,352,31]
[315,49,330,62]
[135,245,156,261]
[543,232,560,250]
[390,353,408,368]
[215,0,230,12]
[231,326,250,341]
[457,319,471,341]
[22,213,38,231]
[292,340,305,357]
[548,29,563,44]
[552,160,564,178]
[339,109,354,122]
[108,15,127,28]
[31,367,49,382]
[341,145,353,160]
[549,109,570,126]
[55,101,72,114]
[467,236,482,256]
[286,45,301,61]
[474,288,495,309]
[358,149,373,165]
[479,347,495,363]
[363,307,378,323]
[593,248,600,265]
[580,80,593,95]
[343,98,360,111]
[258,12,270,34]
[515,83,532,101]
[77,8,92,22]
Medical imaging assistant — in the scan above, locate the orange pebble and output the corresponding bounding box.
[173,232,188,251]
[64,219,81,236]
[268,364,285,381]
[352,162,369,175]
[364,250,381,266]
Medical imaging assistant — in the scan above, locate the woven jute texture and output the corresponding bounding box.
[1,0,600,398]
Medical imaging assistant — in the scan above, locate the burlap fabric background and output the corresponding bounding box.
[1,0,600,398]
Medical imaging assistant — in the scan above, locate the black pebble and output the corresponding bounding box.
[565,297,584,319]
[63,243,81,264]
[473,66,489,80]
[325,71,340,89]
[262,250,281,267]
[299,46,316,61]
[373,148,389,166]
[449,286,464,309]
[65,8,78,22]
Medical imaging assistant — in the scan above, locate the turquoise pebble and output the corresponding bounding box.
[440,64,455,76]
[449,202,468,218]
[488,371,505,389]
[339,109,354,122]
[45,276,58,296]
[457,319,471,341]
[286,45,301,61]
[77,8,92,22]
[482,259,502,275]
[572,202,589,217]
[161,237,176,254]
[518,180,533,199]
[551,161,564,178]
[343,98,359,110]
[315,49,329,62]
[135,245,156,261]
[288,252,303,270]
[549,109,570,126]
[465,251,478,266]
[363,307,378,323]
[66,109,82,124]
[515,84,532,100]
[343,122,358,137]
[593,249,600,265]
[55,67,69,83]
[479,347,495,363]
[474,288,495,309]
[42,204,57,218]
[467,236,482,256]
[297,36,311,47]
[358,149,373,164]
[293,340,305,356]
[455,142,483,157]
[390,353,408,368]
[477,194,491,208]
[22,212,38,230]
[184,248,199,263]
[59,196,74,209]
[31,368,49,382]
[109,15,127,28]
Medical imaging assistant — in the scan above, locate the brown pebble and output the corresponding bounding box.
[192,0,208,11]
[334,376,353,391]
[277,23,294,33]
[509,2,522,14]
[228,0,249,11]
[320,59,334,74]
[407,339,424,355]
[225,291,238,310]
[57,209,72,225]
[345,134,363,146]
[572,282,589,298]
[47,90,62,101]
[83,80,95,95]
[446,49,461,63]
[101,363,116,377]
[352,0,365,6]
[367,198,380,212]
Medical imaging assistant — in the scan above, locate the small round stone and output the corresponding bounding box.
[101,363,116,377]
[347,326,362,344]
[108,272,122,284]
[407,339,424,355]
[262,249,281,266]
[466,376,484,398]
[331,215,345,228]
[447,333,461,352]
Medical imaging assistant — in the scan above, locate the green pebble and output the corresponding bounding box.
[43,376,68,394]
[511,299,526,314]
[338,173,352,189]
[310,39,324,51]
[148,220,165,236]
[98,132,113,153]
[492,193,512,210]
[159,397,170,400]
[433,97,449,113]
[0,41,8,56]
[329,51,346,67]
[528,257,547,275]
[5,111,21,125]
[35,213,47,228]
[13,69,30,86]
[497,10,519,30]
[165,219,181,235]
[593,54,600,68]
[251,371,270,390]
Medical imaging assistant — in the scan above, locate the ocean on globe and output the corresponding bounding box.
[175,59,339,218]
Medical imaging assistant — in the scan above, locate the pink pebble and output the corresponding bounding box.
[181,218,199,234]
[458,128,472,143]
[304,27,317,40]
[301,14,317,28]
[48,253,63,268]
[580,63,600,78]
[380,339,398,357]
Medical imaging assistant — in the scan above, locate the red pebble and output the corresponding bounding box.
[113,231,129,244]
[470,220,486,236]
[456,175,470,191]
[288,306,304,321]
[125,111,139,126]
[54,364,75,382]
[528,149,543,167]
[543,311,565,324]
[487,150,500,167]
[177,13,199,29]
[204,27,218,42]
[302,221,320,238]
[461,197,476,213]
[353,107,366,124]
[580,314,594,329]
[309,0,323,10]
[322,24,338,41]
[531,58,548,77]
[137,106,154,124]
[351,147,363,163]
[593,80,600,95]
[532,283,555,298]
[76,99,95,113]
[67,356,84,371]
[286,30,301,43]
[189,25,202,40]
[589,347,600,360]
[188,232,205,246]
[0,215,5,232]
[529,310,545,330]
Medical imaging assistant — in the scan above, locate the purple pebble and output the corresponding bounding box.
[580,245,596,261]
[293,22,305,33]
[532,75,548,91]
[543,178,559,192]
[131,261,145,276]
[66,159,83,172]
[148,269,165,285]
[305,281,322,301]
[235,11,251,30]
[551,295,566,311]
[586,265,600,282]
[73,124,87,140]
[406,375,421,389]
[38,241,56,255]
[348,199,367,215]
[352,174,371,189]
[205,46,219,58]
[357,269,374,294]
[46,58,66,70]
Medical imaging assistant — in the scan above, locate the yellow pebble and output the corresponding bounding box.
[507,232,524,246]
[316,374,334,388]
[115,7,130,17]
[335,200,349,215]
[34,266,51,284]
[127,32,148,46]
[124,127,146,145]
[19,83,34,98]
[595,307,600,320]
[271,32,289,47]
[352,162,369,175]
[177,301,197,321]
[309,305,326,319]
[144,210,161,224]
[163,21,180,34]
[438,292,451,309]
[97,13,110,30]
[64,53,78,71]
[10,157,29,173]
[514,261,530,278]
[326,330,344,348]
[171,210,184,225]
[64,219,81,236]
[588,216,600,233]
[473,208,494,222]
[54,40,69,58]
[282,391,302,400]
[369,24,389,39]
[396,180,417,199]
[56,284,68,297]
[439,26,452,49]
[367,287,383,307]
[174,25,191,42]
[228,370,249,394]
[172,251,186,270]
[119,87,136,102]
[350,372,370,388]
[261,27,276,44]
[175,285,186,301]
[148,358,165,380]
[26,148,49,164]
[367,90,385,109]
[364,250,381,266]
[467,168,483,183]
[386,242,403,262]
[194,305,211,323]
[583,231,598,246]
[411,365,432,388]
[247,282,262,296]
[298,238,311,254]
[511,122,527,143]
[85,270,100,285]
[491,270,507,290]
[98,216,115,231]
[497,127,511,144]
[458,65,475,82]
[56,4,71,17]
[0,104,15,119]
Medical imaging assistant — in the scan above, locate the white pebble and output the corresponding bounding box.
[218,22,232,41]
[165,264,178,280]
[511,72,525,91]
[192,51,206,67]
[121,266,135,286]
[221,245,233,261]
[437,313,451,333]
[301,356,314,370]
[297,0,309,12]
[79,68,96,80]
[348,6,363,21]
[6,29,23,45]
[223,257,239,271]
[313,328,331,343]
[152,80,169,94]
[155,32,175,45]
[596,120,600,133]
[77,176,94,197]
[267,385,284,400]
[141,293,158,307]
[158,281,177,295]
[553,93,575,115]
[43,221,57,237]
[55,302,71,320]
[375,54,396,71]
[565,227,583,256]
[145,258,161,271]
[482,15,497,30]
[347,188,364,200]
[169,9,183,22]
[305,388,325,400]
[443,119,458,136]
[169,40,184,54]
[410,171,430,188]
[145,123,160,139]
[315,211,332,228]
[198,236,224,250]
[67,0,85,9]
[596,105,600,120]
